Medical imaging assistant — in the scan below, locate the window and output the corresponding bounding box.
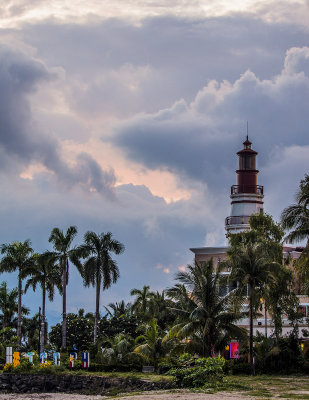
[298,305,309,317]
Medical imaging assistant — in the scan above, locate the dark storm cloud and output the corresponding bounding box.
[110,47,309,189]
[0,47,116,196]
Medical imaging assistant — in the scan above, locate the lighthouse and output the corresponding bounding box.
[225,137,264,235]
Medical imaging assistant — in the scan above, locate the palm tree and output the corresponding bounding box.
[48,226,78,349]
[73,231,124,343]
[24,252,62,352]
[281,175,309,293]
[130,285,152,319]
[281,174,309,245]
[0,240,35,347]
[134,318,169,369]
[100,333,136,367]
[0,282,18,329]
[227,242,277,375]
[105,300,132,318]
[165,260,246,358]
[0,282,29,330]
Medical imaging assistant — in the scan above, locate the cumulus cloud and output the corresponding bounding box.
[21,15,309,119]
[111,46,309,190]
[0,47,116,196]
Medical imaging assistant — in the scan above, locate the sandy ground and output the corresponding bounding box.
[0,391,257,400]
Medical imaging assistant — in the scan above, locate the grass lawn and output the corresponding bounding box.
[218,375,309,399]
[66,371,309,398]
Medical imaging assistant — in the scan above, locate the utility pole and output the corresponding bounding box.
[38,307,41,355]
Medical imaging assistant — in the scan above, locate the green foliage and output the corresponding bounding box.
[134,318,171,368]
[167,357,225,388]
[98,333,141,369]
[49,311,94,350]
[165,259,246,357]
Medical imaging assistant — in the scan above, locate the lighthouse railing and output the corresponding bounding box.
[225,215,250,226]
[231,185,263,195]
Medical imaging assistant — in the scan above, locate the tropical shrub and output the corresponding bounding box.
[167,357,225,388]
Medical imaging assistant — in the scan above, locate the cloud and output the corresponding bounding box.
[0,46,116,196]
[20,15,309,120]
[110,46,309,190]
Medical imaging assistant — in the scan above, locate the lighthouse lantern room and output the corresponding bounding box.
[225,137,264,235]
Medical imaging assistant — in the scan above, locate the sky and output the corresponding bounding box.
[0,0,308,326]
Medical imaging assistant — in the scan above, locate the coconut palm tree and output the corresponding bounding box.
[130,285,152,319]
[0,282,29,330]
[0,282,18,329]
[227,242,278,375]
[105,300,132,318]
[100,333,137,367]
[24,252,62,352]
[165,260,246,358]
[281,174,309,245]
[134,318,169,369]
[73,231,124,343]
[0,240,35,347]
[281,175,309,293]
[48,226,78,349]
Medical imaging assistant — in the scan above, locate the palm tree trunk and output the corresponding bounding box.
[249,284,255,376]
[40,286,46,353]
[94,275,101,343]
[62,259,67,349]
[17,272,22,348]
[3,310,7,329]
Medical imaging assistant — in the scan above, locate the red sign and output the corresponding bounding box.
[230,342,239,359]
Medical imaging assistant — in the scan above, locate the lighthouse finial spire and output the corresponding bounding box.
[246,120,248,140]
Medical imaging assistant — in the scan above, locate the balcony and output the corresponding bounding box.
[225,215,250,226]
[231,185,263,195]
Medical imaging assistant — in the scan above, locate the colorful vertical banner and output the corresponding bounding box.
[13,352,20,367]
[82,352,90,368]
[69,354,74,368]
[69,352,77,368]
[40,352,47,364]
[53,352,60,366]
[22,352,34,363]
[6,347,12,364]
[230,342,239,359]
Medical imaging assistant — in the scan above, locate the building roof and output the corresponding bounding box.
[190,246,228,255]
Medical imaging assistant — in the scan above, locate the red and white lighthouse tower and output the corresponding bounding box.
[225,137,264,235]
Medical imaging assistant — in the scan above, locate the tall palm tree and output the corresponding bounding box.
[48,226,78,349]
[227,242,277,375]
[24,252,62,352]
[0,240,35,347]
[165,260,246,358]
[73,231,124,343]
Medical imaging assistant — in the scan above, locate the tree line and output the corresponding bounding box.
[0,228,124,353]
[0,174,308,375]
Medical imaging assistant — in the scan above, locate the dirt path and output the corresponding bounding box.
[0,391,258,400]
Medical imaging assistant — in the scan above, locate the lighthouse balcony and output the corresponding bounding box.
[225,215,250,226]
[231,185,263,195]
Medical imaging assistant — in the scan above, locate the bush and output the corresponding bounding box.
[225,359,251,375]
[167,357,225,388]
[87,362,139,372]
